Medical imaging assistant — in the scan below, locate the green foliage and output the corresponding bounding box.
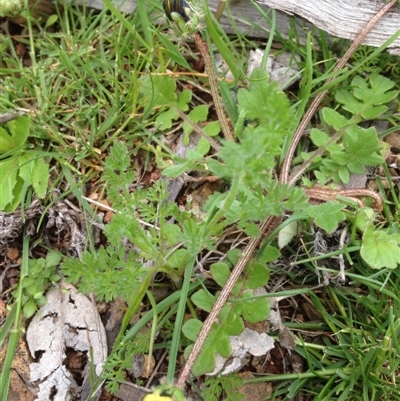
[102,345,139,394]
[162,149,204,178]
[202,374,245,401]
[182,106,221,155]
[214,68,295,177]
[140,75,190,125]
[303,201,346,234]
[298,72,400,270]
[207,69,308,233]
[336,74,398,119]
[16,251,62,318]
[306,73,396,186]
[361,225,400,269]
[182,254,270,376]
[351,45,400,81]
[164,0,205,39]
[61,245,146,302]
[60,68,309,384]
[2,2,399,399]
[102,141,136,205]
[61,142,185,300]
[138,74,220,157]
[102,329,153,393]
[0,115,50,211]
[237,69,293,129]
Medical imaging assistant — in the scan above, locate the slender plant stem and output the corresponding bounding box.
[192,33,234,141]
[214,0,226,22]
[306,187,383,212]
[167,255,198,383]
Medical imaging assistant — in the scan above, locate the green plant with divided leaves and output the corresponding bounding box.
[61,141,186,300]
[62,63,397,395]
[305,73,396,187]
[350,45,400,79]
[137,73,222,168]
[60,68,309,391]
[296,73,400,270]
[201,374,245,401]
[361,224,400,269]
[14,250,61,318]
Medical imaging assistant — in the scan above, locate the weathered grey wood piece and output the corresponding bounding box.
[258,0,400,55]
[67,0,312,42]
[68,0,400,55]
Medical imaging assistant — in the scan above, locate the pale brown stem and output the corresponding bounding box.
[214,0,226,22]
[306,187,383,212]
[0,109,28,123]
[193,33,234,141]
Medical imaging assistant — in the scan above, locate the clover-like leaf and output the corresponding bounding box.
[31,157,50,199]
[321,107,350,130]
[182,318,203,342]
[310,128,341,153]
[140,75,177,111]
[336,74,399,120]
[244,261,269,289]
[0,157,19,210]
[353,74,398,106]
[189,311,244,376]
[361,226,400,269]
[233,291,270,324]
[191,289,216,313]
[342,125,383,168]
[210,262,231,288]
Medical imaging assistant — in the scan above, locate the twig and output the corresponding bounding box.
[337,224,349,284]
[306,187,383,212]
[192,33,234,141]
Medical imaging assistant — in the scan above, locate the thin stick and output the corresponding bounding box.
[193,33,234,141]
[306,187,383,212]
